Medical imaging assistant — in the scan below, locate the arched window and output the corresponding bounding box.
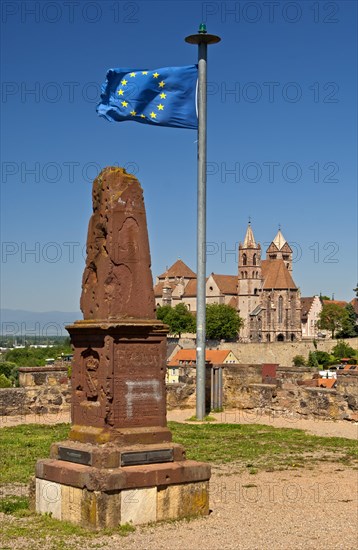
[253,253,257,266]
[243,253,247,266]
[278,296,283,323]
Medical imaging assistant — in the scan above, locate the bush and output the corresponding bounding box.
[292,355,306,367]
[0,374,13,388]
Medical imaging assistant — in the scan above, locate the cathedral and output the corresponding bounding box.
[154,223,302,342]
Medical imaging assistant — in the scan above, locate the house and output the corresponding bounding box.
[301,296,322,338]
[166,349,239,383]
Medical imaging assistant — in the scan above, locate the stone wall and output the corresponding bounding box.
[176,337,358,367]
[0,366,71,417]
[166,363,358,421]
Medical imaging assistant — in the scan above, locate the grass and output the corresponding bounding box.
[168,421,358,471]
[0,423,70,484]
[186,414,217,422]
[0,421,356,485]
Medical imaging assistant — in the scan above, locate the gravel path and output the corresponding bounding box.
[1,409,357,549]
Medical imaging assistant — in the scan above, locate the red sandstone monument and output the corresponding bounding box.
[35,167,210,528]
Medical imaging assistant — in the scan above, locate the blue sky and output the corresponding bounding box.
[1,0,357,314]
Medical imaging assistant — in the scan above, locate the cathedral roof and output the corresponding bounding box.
[183,279,198,297]
[158,259,196,279]
[272,229,286,250]
[154,281,175,296]
[261,259,297,289]
[243,223,257,248]
[211,274,238,295]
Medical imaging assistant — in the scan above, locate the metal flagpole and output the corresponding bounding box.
[185,24,221,420]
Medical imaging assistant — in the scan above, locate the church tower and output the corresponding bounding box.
[237,222,262,340]
[266,228,293,271]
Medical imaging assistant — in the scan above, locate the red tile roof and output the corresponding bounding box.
[211,274,238,295]
[154,281,175,296]
[168,349,235,366]
[318,378,337,389]
[261,260,297,290]
[158,260,196,279]
[322,300,347,308]
[182,279,198,297]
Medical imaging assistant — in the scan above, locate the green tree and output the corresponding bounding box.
[308,351,319,368]
[331,340,355,360]
[0,362,19,386]
[156,304,196,337]
[320,295,331,301]
[317,302,348,338]
[206,304,243,340]
[292,355,306,367]
[4,344,72,367]
[336,303,358,338]
[313,351,331,367]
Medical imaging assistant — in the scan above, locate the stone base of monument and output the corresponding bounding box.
[35,441,210,528]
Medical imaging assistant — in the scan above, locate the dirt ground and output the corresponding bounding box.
[1,409,357,550]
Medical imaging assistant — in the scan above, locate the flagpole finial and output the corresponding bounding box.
[199,23,207,34]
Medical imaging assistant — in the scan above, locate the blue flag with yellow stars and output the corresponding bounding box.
[97,65,198,130]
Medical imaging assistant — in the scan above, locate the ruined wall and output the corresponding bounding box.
[0,366,71,417]
[166,364,358,421]
[0,384,71,417]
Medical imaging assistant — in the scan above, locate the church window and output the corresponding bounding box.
[209,286,213,291]
[253,254,257,266]
[254,288,258,295]
[278,296,283,323]
[270,254,277,260]
[243,253,247,266]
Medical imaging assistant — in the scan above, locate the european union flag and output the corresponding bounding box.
[97,65,198,130]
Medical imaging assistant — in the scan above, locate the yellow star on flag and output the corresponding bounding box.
[150,112,157,119]
[121,100,128,107]
[160,92,166,99]
[130,72,136,77]
[159,81,165,88]
[121,79,128,86]
[130,110,137,116]
[117,89,124,96]
[140,114,146,118]
[157,104,164,110]
[142,71,148,75]
[153,72,159,78]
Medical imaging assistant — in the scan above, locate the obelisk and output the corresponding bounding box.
[35,167,210,528]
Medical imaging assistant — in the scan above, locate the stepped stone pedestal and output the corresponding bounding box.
[35,167,210,528]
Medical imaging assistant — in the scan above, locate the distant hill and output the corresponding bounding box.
[0,309,82,336]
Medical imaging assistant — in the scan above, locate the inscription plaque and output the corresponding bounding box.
[58,446,92,466]
[121,449,173,466]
